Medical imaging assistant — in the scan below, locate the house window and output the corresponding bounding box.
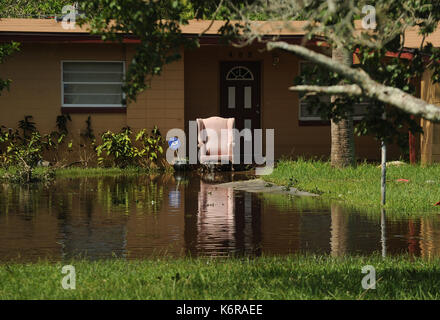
[62,61,125,107]
[298,61,367,122]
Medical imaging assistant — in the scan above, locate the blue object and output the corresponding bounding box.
[168,137,181,151]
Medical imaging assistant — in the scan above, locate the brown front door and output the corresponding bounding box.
[220,61,261,131]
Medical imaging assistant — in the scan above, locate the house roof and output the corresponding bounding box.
[0,18,308,35]
[0,18,439,48]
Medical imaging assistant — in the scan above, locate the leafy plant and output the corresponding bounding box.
[0,115,70,180]
[2,131,45,182]
[81,116,95,140]
[76,116,97,167]
[95,126,167,169]
[40,114,73,167]
[9,131,43,167]
[56,113,71,136]
[136,126,164,166]
[18,115,37,141]
[0,0,72,18]
[0,126,19,167]
[96,127,137,168]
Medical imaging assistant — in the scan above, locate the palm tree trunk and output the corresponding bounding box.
[331,47,355,167]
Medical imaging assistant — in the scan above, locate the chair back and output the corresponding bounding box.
[196,117,235,156]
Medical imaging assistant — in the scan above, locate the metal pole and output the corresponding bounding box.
[381,140,386,205]
[381,112,387,206]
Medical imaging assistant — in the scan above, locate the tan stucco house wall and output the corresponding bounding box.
[0,42,184,139]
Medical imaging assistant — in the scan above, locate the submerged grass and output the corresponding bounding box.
[0,166,172,180]
[54,167,165,178]
[0,255,439,299]
[263,159,440,215]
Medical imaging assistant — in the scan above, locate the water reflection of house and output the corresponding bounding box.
[258,199,387,256]
[124,175,186,258]
[54,175,187,259]
[258,200,346,255]
[258,198,302,255]
[384,218,422,256]
[56,180,129,259]
[0,185,60,261]
[184,177,261,256]
[419,217,440,258]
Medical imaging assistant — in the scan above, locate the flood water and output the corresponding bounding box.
[0,172,439,262]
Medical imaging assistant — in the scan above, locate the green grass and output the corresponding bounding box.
[0,166,171,180]
[0,255,439,299]
[53,167,167,178]
[262,159,440,215]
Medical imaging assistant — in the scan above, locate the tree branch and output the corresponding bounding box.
[267,41,440,121]
[289,84,362,95]
[198,0,225,37]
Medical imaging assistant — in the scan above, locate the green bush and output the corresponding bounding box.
[136,126,164,167]
[96,126,166,168]
[96,127,137,168]
[0,114,169,176]
[0,115,70,182]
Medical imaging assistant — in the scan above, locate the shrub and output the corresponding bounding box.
[41,114,74,167]
[0,126,18,167]
[95,126,167,169]
[96,127,137,168]
[18,115,36,141]
[136,126,165,167]
[0,116,64,182]
[77,116,97,167]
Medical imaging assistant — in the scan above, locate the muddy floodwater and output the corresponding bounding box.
[0,173,439,262]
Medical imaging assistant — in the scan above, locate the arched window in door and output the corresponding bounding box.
[226,66,254,81]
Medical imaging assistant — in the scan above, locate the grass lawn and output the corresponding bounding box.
[0,255,439,299]
[263,159,440,215]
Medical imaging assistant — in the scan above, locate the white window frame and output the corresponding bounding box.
[298,61,366,121]
[61,60,126,108]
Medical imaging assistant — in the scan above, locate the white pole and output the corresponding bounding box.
[381,112,386,206]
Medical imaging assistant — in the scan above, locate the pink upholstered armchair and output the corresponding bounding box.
[196,116,235,164]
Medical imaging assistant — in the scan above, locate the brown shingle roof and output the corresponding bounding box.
[0,18,90,33]
[0,18,308,35]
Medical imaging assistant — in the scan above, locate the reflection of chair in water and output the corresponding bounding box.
[197,117,235,164]
[197,181,235,254]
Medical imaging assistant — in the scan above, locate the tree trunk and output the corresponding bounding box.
[331,47,355,168]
